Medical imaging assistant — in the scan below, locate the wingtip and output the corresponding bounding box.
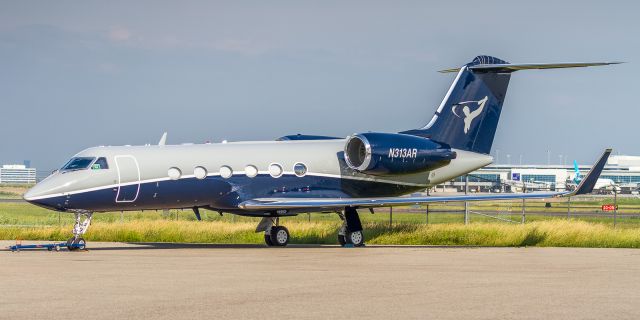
[572,148,612,196]
[438,68,460,73]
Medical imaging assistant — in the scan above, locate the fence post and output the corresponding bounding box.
[464,175,469,225]
[567,197,571,219]
[389,207,393,228]
[426,204,429,224]
[521,198,526,224]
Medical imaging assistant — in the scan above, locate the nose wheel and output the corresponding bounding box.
[67,237,86,251]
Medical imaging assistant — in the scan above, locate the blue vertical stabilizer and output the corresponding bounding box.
[402,56,621,155]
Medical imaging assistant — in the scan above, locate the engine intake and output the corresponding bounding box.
[344,132,456,175]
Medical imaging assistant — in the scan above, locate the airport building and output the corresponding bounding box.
[443,155,640,194]
[0,164,37,184]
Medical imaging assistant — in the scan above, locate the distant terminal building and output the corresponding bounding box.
[441,155,640,194]
[0,164,37,184]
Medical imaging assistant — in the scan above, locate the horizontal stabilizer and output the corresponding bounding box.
[439,61,623,73]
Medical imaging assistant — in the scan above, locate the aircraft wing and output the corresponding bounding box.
[239,149,611,211]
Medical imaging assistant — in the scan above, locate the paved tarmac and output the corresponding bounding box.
[1,242,639,319]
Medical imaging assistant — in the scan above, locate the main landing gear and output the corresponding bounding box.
[257,217,290,247]
[67,211,93,251]
[337,207,365,247]
[255,207,365,247]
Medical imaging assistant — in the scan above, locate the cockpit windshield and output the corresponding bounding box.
[61,157,95,171]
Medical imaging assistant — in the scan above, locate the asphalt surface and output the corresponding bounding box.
[1,242,639,319]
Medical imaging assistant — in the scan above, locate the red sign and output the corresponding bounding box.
[601,204,618,211]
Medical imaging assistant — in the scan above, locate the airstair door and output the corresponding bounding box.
[114,155,140,203]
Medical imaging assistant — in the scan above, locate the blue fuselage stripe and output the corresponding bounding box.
[34,174,423,212]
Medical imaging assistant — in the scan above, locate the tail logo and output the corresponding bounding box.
[451,96,489,134]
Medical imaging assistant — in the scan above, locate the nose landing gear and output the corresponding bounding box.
[67,211,93,251]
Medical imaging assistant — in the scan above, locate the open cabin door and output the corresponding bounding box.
[114,155,140,203]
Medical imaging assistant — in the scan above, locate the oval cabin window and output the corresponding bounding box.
[168,167,182,180]
[293,163,307,177]
[245,165,258,178]
[220,166,233,179]
[194,166,207,180]
[269,163,283,178]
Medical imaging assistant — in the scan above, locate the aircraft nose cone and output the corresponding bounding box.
[23,185,42,202]
[23,180,63,210]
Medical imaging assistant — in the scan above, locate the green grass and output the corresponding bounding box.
[1,220,639,248]
[0,191,19,198]
[2,201,640,247]
[0,184,30,199]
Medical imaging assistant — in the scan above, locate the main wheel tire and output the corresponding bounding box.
[338,234,346,246]
[269,226,290,247]
[346,230,365,247]
[264,233,274,246]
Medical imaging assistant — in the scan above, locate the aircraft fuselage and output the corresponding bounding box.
[24,139,492,214]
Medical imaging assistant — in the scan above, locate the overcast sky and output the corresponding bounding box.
[0,0,638,171]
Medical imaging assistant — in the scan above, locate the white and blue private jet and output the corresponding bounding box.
[24,55,617,249]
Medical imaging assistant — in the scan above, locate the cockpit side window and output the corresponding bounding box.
[92,157,109,170]
[61,157,95,171]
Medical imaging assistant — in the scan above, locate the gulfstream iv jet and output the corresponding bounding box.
[24,56,617,249]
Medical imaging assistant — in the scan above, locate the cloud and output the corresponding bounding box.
[108,26,131,42]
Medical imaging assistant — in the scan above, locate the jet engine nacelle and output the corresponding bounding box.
[344,132,456,175]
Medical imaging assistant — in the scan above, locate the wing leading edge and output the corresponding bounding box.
[239,149,612,211]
